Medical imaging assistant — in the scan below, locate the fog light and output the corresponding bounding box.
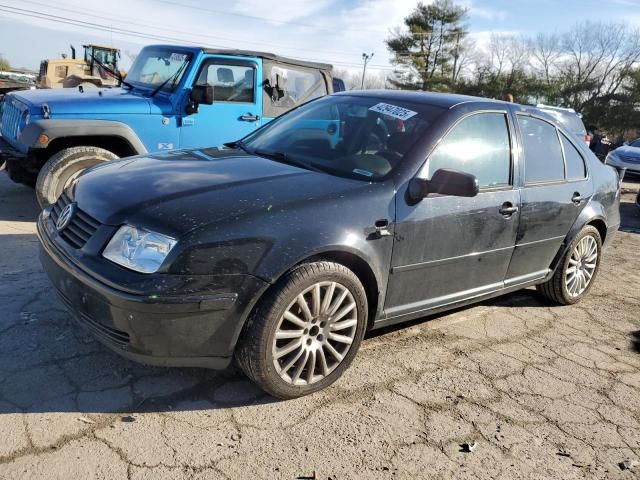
[37,134,49,144]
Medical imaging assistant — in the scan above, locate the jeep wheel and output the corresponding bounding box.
[236,261,368,399]
[36,146,119,208]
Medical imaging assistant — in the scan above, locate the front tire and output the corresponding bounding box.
[537,225,602,305]
[236,261,368,399]
[36,146,118,208]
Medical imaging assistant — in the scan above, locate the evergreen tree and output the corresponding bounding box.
[386,0,468,91]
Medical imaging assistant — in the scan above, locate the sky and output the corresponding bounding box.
[1,0,640,74]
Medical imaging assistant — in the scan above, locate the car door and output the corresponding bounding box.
[384,111,520,318]
[505,114,592,283]
[179,57,262,149]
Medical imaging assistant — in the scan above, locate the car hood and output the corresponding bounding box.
[612,145,640,158]
[11,87,171,115]
[72,148,367,236]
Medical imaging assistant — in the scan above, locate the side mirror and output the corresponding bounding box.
[407,168,479,204]
[190,85,214,105]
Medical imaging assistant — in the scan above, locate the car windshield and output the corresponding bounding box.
[242,95,444,181]
[125,47,192,92]
[630,139,640,148]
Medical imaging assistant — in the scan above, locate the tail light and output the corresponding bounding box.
[584,134,592,146]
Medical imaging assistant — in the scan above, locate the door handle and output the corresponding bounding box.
[499,203,519,217]
[240,114,260,122]
[572,193,583,204]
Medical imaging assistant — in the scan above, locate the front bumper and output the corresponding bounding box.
[0,135,26,162]
[37,214,268,369]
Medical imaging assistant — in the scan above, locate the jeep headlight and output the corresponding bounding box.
[103,225,177,273]
[17,110,30,135]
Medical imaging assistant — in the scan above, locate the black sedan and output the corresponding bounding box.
[38,91,621,399]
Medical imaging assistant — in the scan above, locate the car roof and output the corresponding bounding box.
[142,45,332,71]
[333,89,510,109]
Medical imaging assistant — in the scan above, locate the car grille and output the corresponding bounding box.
[0,96,25,141]
[51,192,101,249]
[619,154,640,164]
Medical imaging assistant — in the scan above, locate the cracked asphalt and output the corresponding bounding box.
[1,172,640,480]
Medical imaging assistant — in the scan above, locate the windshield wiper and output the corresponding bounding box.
[223,139,250,154]
[150,59,188,97]
[253,148,324,173]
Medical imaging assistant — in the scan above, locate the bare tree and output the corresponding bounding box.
[529,33,562,87]
[333,69,389,90]
[559,22,640,110]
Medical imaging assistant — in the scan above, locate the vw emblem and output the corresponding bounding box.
[56,203,76,231]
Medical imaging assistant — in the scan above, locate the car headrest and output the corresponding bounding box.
[244,69,254,84]
[217,68,234,83]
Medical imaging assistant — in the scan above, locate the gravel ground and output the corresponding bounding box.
[0,172,639,479]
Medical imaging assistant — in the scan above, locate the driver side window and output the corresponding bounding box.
[195,61,255,103]
[423,112,512,189]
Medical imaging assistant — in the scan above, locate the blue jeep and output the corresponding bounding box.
[0,45,344,206]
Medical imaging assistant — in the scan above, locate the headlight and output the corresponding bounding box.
[17,110,30,135]
[103,225,177,273]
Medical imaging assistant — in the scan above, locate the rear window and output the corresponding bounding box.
[540,109,586,136]
[630,139,640,148]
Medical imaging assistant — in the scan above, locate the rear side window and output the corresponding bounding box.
[268,66,326,108]
[560,133,586,179]
[262,61,328,117]
[518,116,565,184]
[425,112,511,188]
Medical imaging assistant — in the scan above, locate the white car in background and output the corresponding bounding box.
[606,138,640,177]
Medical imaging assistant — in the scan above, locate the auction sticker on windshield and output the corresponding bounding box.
[369,103,418,120]
[170,53,188,62]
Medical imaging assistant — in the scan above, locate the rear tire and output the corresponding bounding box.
[236,261,368,399]
[537,226,602,305]
[36,146,118,208]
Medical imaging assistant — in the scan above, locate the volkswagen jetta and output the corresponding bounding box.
[38,91,621,398]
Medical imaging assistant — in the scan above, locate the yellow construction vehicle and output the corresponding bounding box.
[37,44,121,89]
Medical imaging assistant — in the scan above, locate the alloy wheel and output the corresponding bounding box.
[272,281,358,386]
[565,235,598,297]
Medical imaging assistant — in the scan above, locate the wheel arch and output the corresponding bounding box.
[547,201,609,277]
[231,247,382,355]
[42,135,139,159]
[20,119,147,165]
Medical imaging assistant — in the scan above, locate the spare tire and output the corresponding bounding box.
[36,146,119,208]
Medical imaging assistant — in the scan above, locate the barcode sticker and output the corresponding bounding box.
[369,102,417,120]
